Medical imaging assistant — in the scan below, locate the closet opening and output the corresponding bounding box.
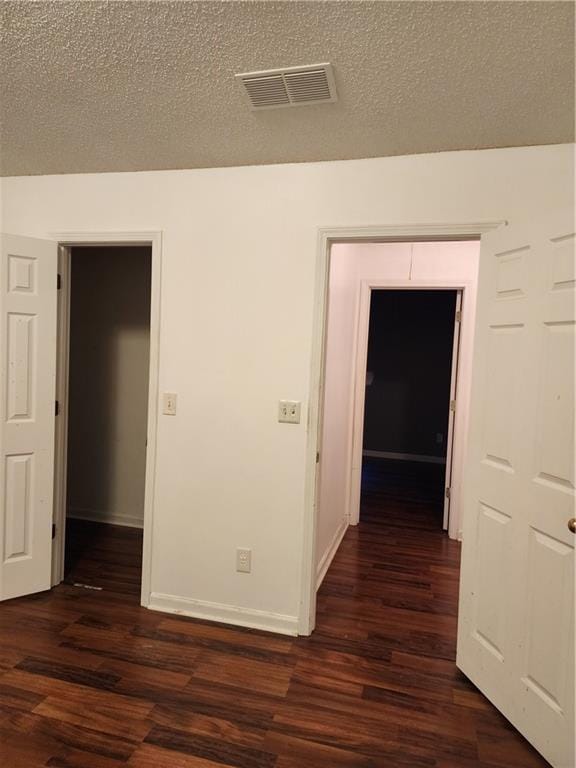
[54,245,152,601]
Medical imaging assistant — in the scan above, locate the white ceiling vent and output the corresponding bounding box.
[236,64,337,110]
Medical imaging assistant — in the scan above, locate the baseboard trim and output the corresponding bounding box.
[362,450,446,465]
[316,516,348,591]
[147,591,299,636]
[67,508,144,529]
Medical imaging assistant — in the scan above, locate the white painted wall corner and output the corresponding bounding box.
[316,515,349,591]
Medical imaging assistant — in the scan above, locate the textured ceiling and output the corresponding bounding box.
[0,1,574,177]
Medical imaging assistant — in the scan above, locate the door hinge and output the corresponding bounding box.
[445,487,451,499]
[52,523,56,539]
[57,273,62,290]
[455,310,462,322]
[450,400,456,412]
[55,400,60,416]
[316,451,320,463]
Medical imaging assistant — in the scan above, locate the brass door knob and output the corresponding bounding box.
[569,518,576,534]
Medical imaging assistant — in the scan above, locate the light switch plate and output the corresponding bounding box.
[278,400,301,424]
[163,393,177,415]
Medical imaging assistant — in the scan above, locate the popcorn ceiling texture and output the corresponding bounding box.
[0,0,574,177]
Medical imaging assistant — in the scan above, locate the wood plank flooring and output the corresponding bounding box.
[0,462,549,767]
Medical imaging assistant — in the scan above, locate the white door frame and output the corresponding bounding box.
[348,281,468,539]
[443,290,463,531]
[299,222,503,636]
[50,231,162,609]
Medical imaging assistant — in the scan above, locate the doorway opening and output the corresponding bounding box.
[54,245,152,602]
[361,289,460,532]
[312,237,481,619]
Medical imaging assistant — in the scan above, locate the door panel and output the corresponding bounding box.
[473,501,511,662]
[523,528,572,714]
[535,322,574,485]
[0,234,57,600]
[457,211,575,768]
[4,453,34,560]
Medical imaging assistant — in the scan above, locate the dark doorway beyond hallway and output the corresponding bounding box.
[363,290,457,463]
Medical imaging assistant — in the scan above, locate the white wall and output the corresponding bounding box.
[67,247,151,528]
[316,241,480,585]
[0,143,573,634]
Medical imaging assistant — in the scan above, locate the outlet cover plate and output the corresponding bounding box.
[236,548,252,573]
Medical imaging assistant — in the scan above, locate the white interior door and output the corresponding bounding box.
[443,290,462,530]
[0,234,57,600]
[457,211,575,768]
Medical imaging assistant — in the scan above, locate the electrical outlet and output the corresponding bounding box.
[163,393,177,416]
[278,400,301,424]
[436,432,444,444]
[236,548,252,573]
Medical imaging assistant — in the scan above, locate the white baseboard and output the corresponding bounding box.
[362,449,446,465]
[316,516,348,591]
[147,591,299,636]
[67,507,144,529]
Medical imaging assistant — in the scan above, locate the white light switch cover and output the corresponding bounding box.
[278,400,301,424]
[163,393,177,415]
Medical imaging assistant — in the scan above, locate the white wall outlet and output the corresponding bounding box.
[163,393,177,416]
[278,400,301,424]
[236,548,252,573]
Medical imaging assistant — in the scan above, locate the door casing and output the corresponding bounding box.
[51,231,162,609]
[299,222,503,636]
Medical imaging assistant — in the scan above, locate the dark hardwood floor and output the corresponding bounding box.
[64,519,144,598]
[0,466,549,767]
